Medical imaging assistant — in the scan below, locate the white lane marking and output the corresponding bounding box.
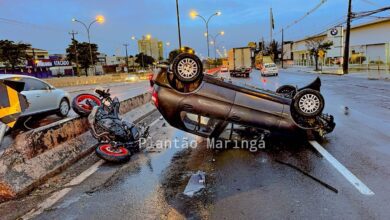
[65,160,105,187]
[22,117,162,219]
[21,160,105,219]
[309,141,375,196]
[21,188,72,220]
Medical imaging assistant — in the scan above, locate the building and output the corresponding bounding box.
[284,18,390,68]
[26,48,49,60]
[138,36,164,61]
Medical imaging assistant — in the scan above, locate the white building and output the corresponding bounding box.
[284,18,390,69]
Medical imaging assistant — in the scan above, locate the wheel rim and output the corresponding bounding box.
[99,144,129,156]
[76,94,101,111]
[177,58,198,79]
[60,101,69,115]
[298,94,320,114]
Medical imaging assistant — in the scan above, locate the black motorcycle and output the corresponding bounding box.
[72,89,149,163]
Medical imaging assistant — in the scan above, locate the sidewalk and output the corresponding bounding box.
[283,66,390,80]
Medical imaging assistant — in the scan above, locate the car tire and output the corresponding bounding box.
[95,143,132,163]
[56,98,70,117]
[72,94,101,117]
[172,53,203,83]
[276,85,297,97]
[293,89,324,117]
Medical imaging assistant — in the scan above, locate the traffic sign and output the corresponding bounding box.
[318,50,325,58]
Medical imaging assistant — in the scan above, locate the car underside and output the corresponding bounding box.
[151,53,335,141]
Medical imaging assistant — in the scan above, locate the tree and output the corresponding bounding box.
[264,40,281,61]
[168,47,195,63]
[66,40,98,76]
[306,38,333,71]
[135,53,155,68]
[0,40,31,71]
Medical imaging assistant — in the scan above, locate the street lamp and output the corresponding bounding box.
[131,36,145,70]
[211,31,225,61]
[72,15,105,75]
[190,10,222,58]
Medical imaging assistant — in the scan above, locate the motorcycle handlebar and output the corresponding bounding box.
[95,89,111,98]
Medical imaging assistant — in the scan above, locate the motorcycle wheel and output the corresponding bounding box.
[72,94,101,117]
[95,143,131,163]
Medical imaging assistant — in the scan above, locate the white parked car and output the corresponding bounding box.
[0,74,71,118]
[261,63,279,76]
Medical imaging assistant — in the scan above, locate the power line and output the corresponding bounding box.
[359,0,382,7]
[274,0,328,36]
[302,16,347,39]
[352,6,390,19]
[0,17,65,32]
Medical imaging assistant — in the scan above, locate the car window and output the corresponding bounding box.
[219,123,265,141]
[181,112,220,135]
[24,78,50,91]
[9,78,50,91]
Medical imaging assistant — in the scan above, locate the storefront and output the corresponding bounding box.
[0,58,74,78]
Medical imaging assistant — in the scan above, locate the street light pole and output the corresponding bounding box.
[175,0,182,48]
[72,15,104,75]
[211,31,224,61]
[191,11,221,58]
[123,43,129,72]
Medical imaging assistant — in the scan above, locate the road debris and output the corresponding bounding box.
[183,171,206,197]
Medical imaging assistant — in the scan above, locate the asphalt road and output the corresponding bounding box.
[0,80,150,153]
[211,69,390,219]
[1,69,389,219]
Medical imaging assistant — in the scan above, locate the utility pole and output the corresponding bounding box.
[69,30,80,76]
[176,0,182,49]
[281,28,284,69]
[270,8,274,43]
[123,43,129,72]
[343,0,352,74]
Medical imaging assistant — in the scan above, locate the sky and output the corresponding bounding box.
[0,0,389,57]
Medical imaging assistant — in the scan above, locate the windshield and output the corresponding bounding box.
[265,64,276,68]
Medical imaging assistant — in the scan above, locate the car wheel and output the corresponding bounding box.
[172,53,203,83]
[293,89,324,117]
[57,98,70,117]
[276,85,297,97]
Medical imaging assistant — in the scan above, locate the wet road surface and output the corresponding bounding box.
[0,80,150,154]
[1,69,389,219]
[210,69,390,219]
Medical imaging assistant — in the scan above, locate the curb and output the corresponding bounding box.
[0,93,153,201]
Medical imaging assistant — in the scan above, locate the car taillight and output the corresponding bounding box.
[152,89,158,108]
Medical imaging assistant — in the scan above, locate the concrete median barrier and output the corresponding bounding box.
[44,73,153,88]
[0,92,153,201]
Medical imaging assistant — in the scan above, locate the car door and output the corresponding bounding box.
[19,78,57,115]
